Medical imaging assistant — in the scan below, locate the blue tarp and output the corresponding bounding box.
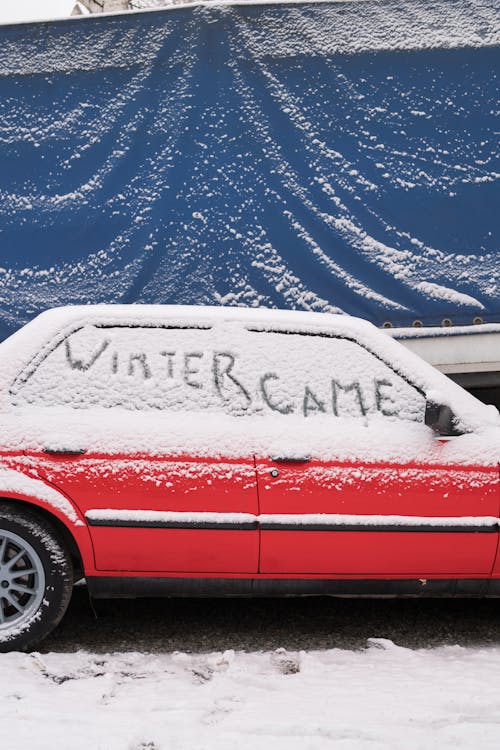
[0,0,498,339]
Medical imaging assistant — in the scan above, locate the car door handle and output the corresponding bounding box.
[43,447,87,456]
[270,456,311,463]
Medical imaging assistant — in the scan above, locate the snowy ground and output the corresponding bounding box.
[3,591,500,748]
[3,641,500,749]
[0,587,500,750]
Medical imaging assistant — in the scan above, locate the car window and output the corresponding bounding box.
[11,324,425,422]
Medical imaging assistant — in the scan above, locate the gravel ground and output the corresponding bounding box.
[40,585,500,653]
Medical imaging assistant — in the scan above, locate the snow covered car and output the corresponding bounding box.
[0,305,499,650]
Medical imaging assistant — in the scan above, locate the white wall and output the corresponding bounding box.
[0,1,78,22]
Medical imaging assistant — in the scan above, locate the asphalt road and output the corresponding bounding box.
[40,585,500,653]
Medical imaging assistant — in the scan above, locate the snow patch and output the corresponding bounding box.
[416,282,485,309]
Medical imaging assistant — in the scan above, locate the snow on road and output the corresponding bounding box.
[3,640,500,748]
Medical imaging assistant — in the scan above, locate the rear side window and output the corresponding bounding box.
[11,323,425,422]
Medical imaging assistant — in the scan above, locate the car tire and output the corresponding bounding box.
[0,503,73,652]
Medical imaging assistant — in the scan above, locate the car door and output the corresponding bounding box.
[13,321,259,574]
[251,329,500,576]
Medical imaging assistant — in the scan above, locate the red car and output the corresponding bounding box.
[0,305,499,650]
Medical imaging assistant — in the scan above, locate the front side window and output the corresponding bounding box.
[11,323,425,422]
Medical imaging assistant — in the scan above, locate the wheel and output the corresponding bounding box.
[0,504,73,652]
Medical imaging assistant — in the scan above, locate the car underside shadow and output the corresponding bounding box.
[40,584,500,653]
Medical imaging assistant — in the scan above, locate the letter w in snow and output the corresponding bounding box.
[65,338,110,371]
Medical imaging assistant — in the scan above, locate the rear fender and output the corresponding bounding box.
[0,468,95,573]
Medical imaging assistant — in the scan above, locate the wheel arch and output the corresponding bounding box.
[0,494,94,576]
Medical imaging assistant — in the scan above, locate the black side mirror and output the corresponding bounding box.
[424,401,463,437]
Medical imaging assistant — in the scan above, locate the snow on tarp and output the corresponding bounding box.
[0,0,498,340]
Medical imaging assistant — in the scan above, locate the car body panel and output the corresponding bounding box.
[28,453,260,573]
[256,457,500,575]
[0,454,96,569]
[0,305,499,591]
